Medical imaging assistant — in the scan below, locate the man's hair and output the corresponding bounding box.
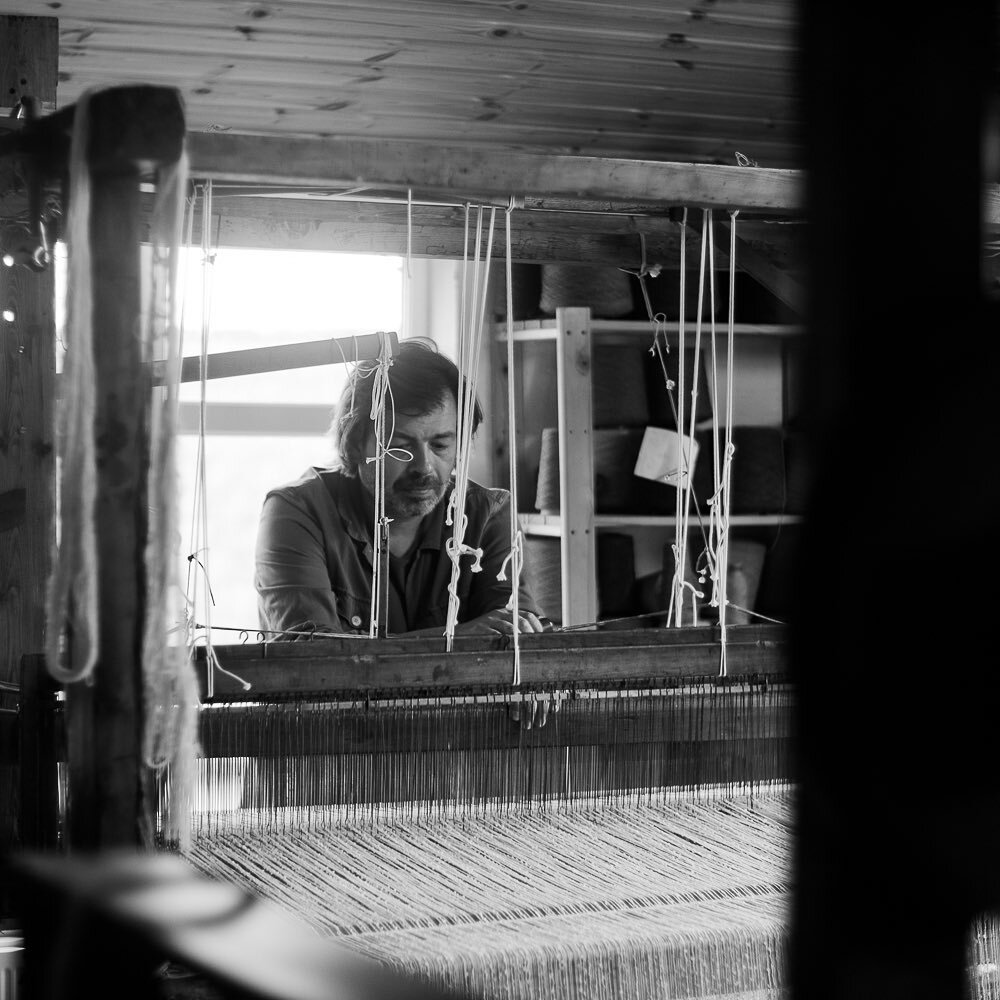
[333,338,483,476]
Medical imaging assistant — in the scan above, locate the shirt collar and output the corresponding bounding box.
[334,469,455,553]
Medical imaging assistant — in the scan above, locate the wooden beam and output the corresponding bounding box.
[0,14,57,692]
[185,622,789,701]
[725,225,805,316]
[188,133,805,212]
[181,193,694,266]
[149,330,398,386]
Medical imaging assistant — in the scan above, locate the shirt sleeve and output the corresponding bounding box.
[465,489,543,620]
[254,490,345,637]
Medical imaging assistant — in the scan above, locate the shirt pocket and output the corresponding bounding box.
[335,592,371,634]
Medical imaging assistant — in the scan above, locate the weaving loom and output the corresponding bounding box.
[167,625,796,1000]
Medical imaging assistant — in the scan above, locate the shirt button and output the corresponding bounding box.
[351,615,363,627]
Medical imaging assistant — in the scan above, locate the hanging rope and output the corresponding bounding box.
[182,182,250,695]
[44,90,99,683]
[688,209,738,676]
[363,333,396,637]
[713,210,741,675]
[666,211,703,628]
[444,205,494,650]
[497,200,524,684]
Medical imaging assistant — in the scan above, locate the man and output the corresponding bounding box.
[255,339,546,638]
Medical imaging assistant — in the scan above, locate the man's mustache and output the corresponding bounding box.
[394,473,442,491]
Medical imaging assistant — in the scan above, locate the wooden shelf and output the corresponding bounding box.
[520,512,805,536]
[497,318,804,341]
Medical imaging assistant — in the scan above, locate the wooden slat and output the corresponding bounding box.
[188,133,804,209]
[555,307,598,625]
[0,15,57,691]
[149,330,398,386]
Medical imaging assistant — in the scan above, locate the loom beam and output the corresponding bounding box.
[196,623,789,699]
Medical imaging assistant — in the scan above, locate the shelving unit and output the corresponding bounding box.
[493,307,805,627]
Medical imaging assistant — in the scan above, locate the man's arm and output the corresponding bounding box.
[254,491,346,637]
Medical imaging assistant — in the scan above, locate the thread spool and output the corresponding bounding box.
[522,533,638,625]
[523,536,563,625]
[691,426,786,514]
[495,262,543,321]
[535,427,645,514]
[592,345,649,428]
[724,537,768,625]
[539,264,633,318]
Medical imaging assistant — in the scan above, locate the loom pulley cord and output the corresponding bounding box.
[444,204,493,650]
[498,198,524,685]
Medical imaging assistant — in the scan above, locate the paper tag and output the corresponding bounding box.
[633,427,699,484]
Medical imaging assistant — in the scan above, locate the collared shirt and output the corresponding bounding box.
[254,466,540,637]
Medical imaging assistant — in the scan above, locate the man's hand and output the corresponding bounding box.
[509,690,563,729]
[453,608,547,636]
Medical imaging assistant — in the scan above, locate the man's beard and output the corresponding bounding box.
[385,472,447,518]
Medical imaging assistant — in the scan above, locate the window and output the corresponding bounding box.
[176,247,403,643]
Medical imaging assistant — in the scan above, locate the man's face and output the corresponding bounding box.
[356,394,458,520]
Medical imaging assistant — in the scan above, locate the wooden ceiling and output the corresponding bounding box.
[13,1,986,316]
[15,0,802,168]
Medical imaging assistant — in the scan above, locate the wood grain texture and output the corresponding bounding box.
[8,0,802,168]
[187,133,804,209]
[0,16,57,689]
[182,623,789,699]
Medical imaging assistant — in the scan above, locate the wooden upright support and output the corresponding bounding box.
[555,307,598,626]
[56,86,185,849]
[0,14,58,854]
[792,2,1000,997]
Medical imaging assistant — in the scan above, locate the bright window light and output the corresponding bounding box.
[176,247,403,642]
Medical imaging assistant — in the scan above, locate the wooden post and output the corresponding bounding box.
[58,86,185,849]
[792,2,1000,997]
[0,14,58,857]
[555,307,597,626]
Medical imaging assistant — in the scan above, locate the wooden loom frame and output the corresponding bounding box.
[5,2,1000,996]
[2,62,809,850]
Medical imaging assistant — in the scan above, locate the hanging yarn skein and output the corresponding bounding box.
[141,148,203,849]
[45,90,99,683]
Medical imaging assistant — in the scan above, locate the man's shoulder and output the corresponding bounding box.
[266,466,351,505]
[463,479,513,520]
